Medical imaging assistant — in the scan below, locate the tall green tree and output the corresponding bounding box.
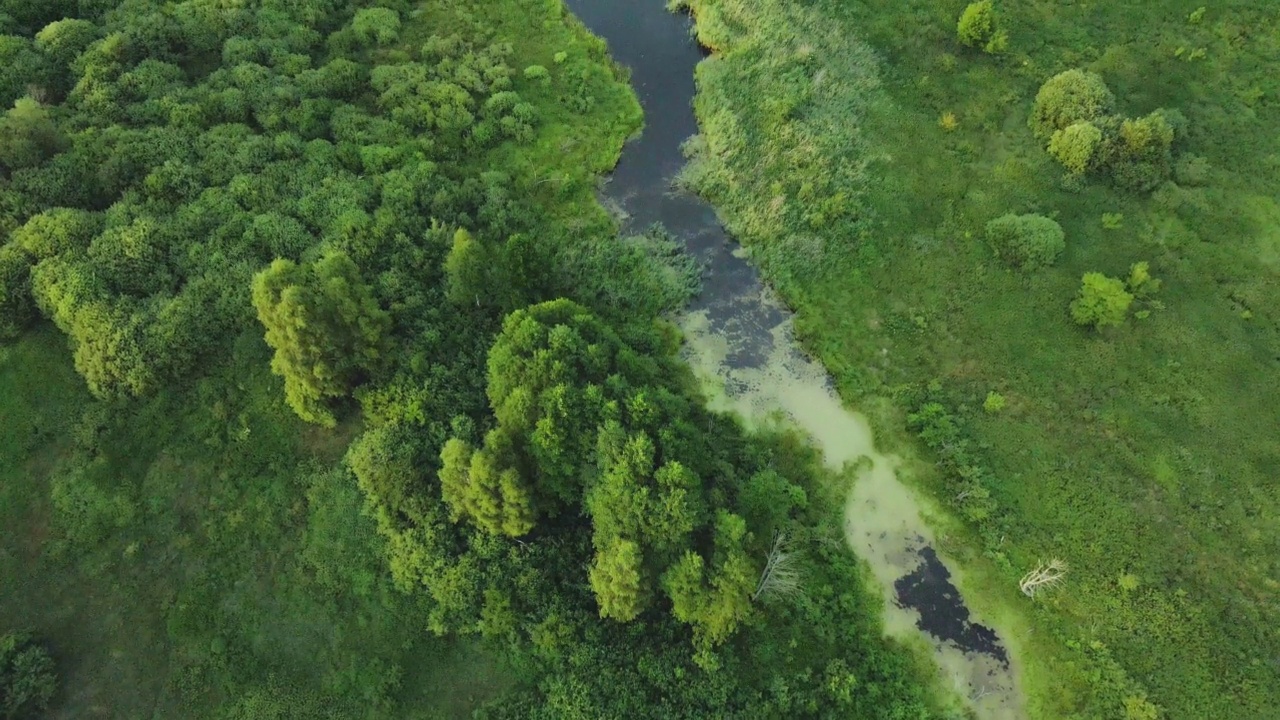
[251,250,390,426]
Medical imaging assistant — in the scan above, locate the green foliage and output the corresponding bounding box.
[956,1,1006,55]
[50,460,136,546]
[985,213,1065,270]
[444,227,492,308]
[10,208,100,259]
[0,244,34,340]
[252,252,390,427]
[982,391,1005,413]
[1112,112,1175,191]
[1070,272,1133,329]
[1048,121,1103,175]
[352,9,401,48]
[588,538,645,621]
[0,97,63,172]
[0,631,56,720]
[1029,69,1115,141]
[1126,261,1161,298]
[439,436,535,537]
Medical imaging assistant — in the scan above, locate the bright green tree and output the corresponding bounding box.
[1070,272,1133,329]
[1048,121,1103,175]
[251,251,390,426]
[1127,261,1162,298]
[438,435,536,537]
[352,8,401,47]
[956,1,1007,54]
[1030,69,1115,141]
[0,97,63,172]
[661,511,757,665]
[1112,112,1175,191]
[589,538,646,621]
[10,208,100,259]
[444,228,491,308]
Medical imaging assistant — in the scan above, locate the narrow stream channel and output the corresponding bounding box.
[562,1,1025,717]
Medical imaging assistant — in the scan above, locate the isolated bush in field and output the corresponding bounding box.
[0,631,56,719]
[1127,261,1161,298]
[523,64,550,84]
[983,391,1006,413]
[1029,70,1115,141]
[1048,121,1103,175]
[985,213,1065,270]
[352,8,400,47]
[1071,272,1133,329]
[957,1,1007,54]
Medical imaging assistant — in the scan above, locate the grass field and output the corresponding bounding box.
[680,0,1280,716]
[0,327,515,718]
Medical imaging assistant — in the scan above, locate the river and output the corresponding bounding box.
[561,0,1024,717]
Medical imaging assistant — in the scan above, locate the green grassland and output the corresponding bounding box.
[680,0,1279,717]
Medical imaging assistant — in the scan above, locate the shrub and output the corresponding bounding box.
[1112,112,1174,191]
[983,391,1006,413]
[1070,272,1133,329]
[985,213,1065,270]
[957,1,1007,54]
[1029,70,1115,141]
[523,64,550,84]
[0,631,56,719]
[1126,261,1161,298]
[1048,121,1103,174]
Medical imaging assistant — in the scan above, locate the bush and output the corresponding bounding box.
[0,631,56,719]
[1029,70,1115,141]
[985,213,1065,270]
[1111,112,1174,191]
[957,1,1007,54]
[1070,272,1133,329]
[1048,121,1103,175]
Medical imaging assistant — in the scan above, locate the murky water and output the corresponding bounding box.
[564,0,1024,716]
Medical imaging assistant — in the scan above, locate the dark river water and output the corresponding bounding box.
[563,0,1021,714]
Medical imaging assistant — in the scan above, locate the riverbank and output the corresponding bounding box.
[565,0,1035,715]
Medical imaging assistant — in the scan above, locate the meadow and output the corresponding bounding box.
[680,0,1280,716]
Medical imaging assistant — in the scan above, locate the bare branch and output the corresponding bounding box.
[1019,558,1068,597]
[753,531,804,603]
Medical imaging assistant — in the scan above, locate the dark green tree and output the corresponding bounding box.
[0,631,56,720]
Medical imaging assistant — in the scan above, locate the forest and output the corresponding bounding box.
[2,0,1276,719]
